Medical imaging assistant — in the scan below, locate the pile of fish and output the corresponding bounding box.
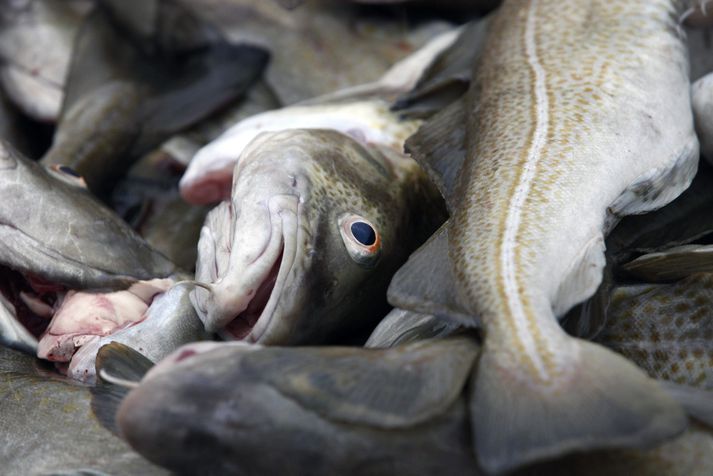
[0,0,712,474]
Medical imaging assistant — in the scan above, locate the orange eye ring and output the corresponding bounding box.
[49,164,88,189]
[339,213,381,267]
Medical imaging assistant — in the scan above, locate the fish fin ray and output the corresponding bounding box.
[404,102,466,212]
[91,343,155,435]
[471,339,687,474]
[622,244,713,282]
[387,223,476,326]
[562,261,613,340]
[552,233,606,318]
[251,337,479,429]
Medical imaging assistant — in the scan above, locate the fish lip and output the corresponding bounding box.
[217,196,301,343]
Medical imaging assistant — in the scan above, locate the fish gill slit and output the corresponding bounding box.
[499,0,557,383]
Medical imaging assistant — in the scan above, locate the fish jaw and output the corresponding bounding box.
[195,193,300,343]
[36,279,172,366]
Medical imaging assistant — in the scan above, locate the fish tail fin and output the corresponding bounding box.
[471,338,687,474]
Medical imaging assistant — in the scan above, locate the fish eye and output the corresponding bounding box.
[339,213,381,267]
[48,164,87,188]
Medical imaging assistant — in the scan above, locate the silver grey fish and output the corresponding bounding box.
[190,127,446,345]
[39,0,268,194]
[0,345,167,475]
[186,0,453,106]
[0,141,175,353]
[389,1,698,473]
[0,0,90,122]
[63,284,210,383]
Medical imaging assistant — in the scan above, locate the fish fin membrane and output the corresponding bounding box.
[387,223,477,327]
[393,18,488,119]
[62,2,268,148]
[365,307,462,349]
[562,259,614,340]
[91,343,155,435]
[552,233,606,318]
[471,339,687,475]
[622,244,713,282]
[660,381,713,429]
[404,100,466,212]
[248,337,479,429]
[609,137,699,219]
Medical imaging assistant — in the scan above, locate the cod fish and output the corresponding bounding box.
[389,1,699,472]
[43,284,210,383]
[0,345,167,475]
[190,128,446,345]
[96,304,713,476]
[0,141,175,354]
[188,0,453,106]
[40,0,268,194]
[179,27,460,204]
[0,0,90,122]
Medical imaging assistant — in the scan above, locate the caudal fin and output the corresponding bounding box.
[470,339,687,474]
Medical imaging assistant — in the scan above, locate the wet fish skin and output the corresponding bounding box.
[0,346,167,475]
[597,273,713,389]
[0,141,175,289]
[40,0,269,194]
[66,284,210,384]
[390,1,697,473]
[114,338,479,476]
[192,127,446,345]
[0,0,90,122]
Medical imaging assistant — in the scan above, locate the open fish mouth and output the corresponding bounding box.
[207,195,301,344]
[222,247,284,341]
[0,266,64,348]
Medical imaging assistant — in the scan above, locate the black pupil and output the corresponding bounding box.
[350,221,376,246]
[59,165,80,177]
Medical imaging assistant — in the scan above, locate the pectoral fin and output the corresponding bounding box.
[388,224,476,326]
[91,343,155,435]
[622,244,713,282]
[245,336,479,429]
[404,101,467,213]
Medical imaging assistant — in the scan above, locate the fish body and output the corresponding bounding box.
[0,141,175,353]
[391,0,697,472]
[111,338,479,476]
[0,0,90,122]
[0,346,166,475]
[191,127,445,345]
[40,0,268,194]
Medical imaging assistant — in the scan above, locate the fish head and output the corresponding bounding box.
[192,128,428,345]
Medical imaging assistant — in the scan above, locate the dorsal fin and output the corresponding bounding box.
[404,101,467,212]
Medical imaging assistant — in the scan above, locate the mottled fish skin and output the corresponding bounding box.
[437,0,696,472]
[115,338,479,476]
[598,273,713,389]
[192,128,445,345]
[0,346,167,475]
[0,142,175,289]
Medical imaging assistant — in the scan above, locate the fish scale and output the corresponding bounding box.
[389,0,700,473]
